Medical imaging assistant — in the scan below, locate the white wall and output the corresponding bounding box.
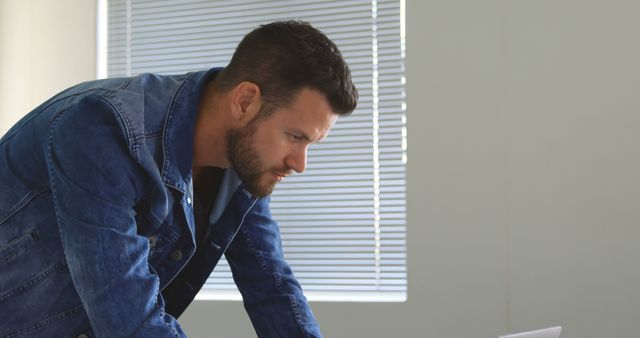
[2,1,639,337]
[0,0,96,136]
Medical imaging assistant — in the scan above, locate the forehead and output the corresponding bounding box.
[274,88,338,141]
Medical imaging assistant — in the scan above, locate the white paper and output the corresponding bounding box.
[498,326,562,338]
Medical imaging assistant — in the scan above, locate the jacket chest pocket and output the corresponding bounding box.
[134,188,195,265]
[134,210,178,260]
[146,226,180,262]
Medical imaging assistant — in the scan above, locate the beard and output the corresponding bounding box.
[226,115,282,197]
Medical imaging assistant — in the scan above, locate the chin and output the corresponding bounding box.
[248,186,274,198]
[245,177,276,197]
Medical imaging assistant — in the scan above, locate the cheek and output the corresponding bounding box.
[253,130,289,166]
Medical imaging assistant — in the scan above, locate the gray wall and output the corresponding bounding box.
[1,1,639,337]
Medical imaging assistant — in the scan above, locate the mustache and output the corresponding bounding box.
[272,168,293,177]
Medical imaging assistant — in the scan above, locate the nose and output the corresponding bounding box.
[285,145,307,174]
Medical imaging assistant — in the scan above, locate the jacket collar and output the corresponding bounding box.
[161,67,222,192]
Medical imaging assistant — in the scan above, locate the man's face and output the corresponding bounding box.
[226,88,338,197]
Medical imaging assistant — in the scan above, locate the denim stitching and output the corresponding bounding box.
[239,198,268,271]
[45,110,68,276]
[0,259,68,304]
[145,131,163,139]
[287,294,309,338]
[0,87,118,146]
[153,293,181,337]
[160,72,197,181]
[98,96,142,158]
[0,303,84,338]
[241,198,311,336]
[0,183,50,224]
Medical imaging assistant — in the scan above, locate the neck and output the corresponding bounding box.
[192,81,231,171]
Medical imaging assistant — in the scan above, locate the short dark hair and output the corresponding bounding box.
[215,20,358,116]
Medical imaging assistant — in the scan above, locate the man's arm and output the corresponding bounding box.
[46,95,185,337]
[225,196,322,338]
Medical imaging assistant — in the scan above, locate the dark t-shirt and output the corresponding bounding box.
[192,167,224,247]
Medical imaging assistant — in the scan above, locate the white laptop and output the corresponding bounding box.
[498,326,562,338]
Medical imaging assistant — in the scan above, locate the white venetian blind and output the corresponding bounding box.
[107,0,406,302]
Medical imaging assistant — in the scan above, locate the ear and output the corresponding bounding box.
[230,81,262,125]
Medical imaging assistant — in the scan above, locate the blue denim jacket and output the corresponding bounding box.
[0,68,321,337]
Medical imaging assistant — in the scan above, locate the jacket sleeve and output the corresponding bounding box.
[224,195,322,338]
[46,95,186,337]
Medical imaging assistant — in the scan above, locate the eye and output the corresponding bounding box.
[287,132,305,141]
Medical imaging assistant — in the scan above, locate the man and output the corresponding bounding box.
[0,20,357,337]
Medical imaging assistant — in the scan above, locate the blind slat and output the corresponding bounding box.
[108,0,405,301]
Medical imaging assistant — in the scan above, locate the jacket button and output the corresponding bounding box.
[77,334,89,338]
[170,250,183,261]
[148,236,157,248]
